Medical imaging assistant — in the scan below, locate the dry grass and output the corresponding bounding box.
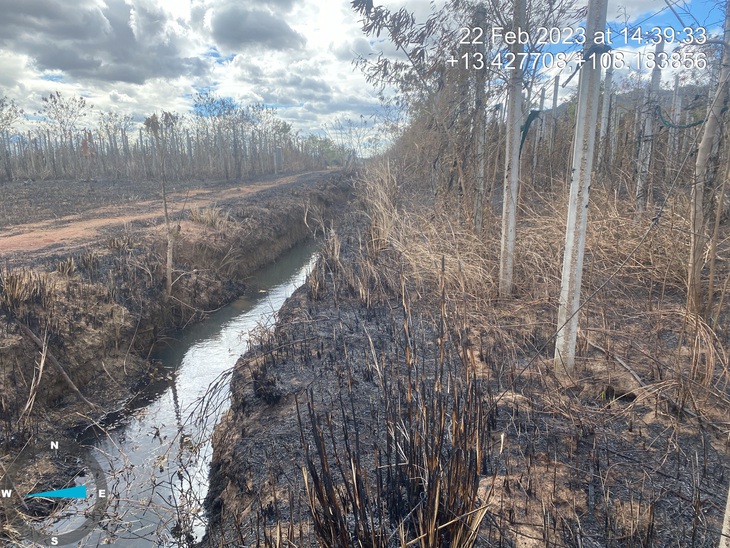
[0,268,56,316]
[302,157,730,546]
[188,205,234,230]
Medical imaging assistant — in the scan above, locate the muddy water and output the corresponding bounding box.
[76,242,319,546]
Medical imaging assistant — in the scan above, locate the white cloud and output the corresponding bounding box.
[0,0,715,136]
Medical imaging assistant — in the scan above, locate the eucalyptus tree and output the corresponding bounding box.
[554,0,608,373]
[688,2,730,318]
[0,96,22,180]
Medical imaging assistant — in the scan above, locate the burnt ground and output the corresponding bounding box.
[0,171,336,259]
[201,210,730,547]
[0,170,353,545]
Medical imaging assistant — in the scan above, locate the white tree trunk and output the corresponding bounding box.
[670,74,682,161]
[635,39,665,212]
[473,6,488,234]
[688,2,730,316]
[498,0,526,297]
[597,60,613,172]
[554,0,608,373]
[531,86,546,186]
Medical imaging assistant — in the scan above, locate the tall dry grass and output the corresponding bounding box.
[326,157,729,541]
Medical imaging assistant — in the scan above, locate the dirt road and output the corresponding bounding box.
[0,171,331,258]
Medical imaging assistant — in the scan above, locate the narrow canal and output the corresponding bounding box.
[75,241,318,546]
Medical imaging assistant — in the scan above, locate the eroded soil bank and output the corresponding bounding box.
[0,171,352,531]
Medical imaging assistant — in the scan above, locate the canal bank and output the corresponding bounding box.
[0,171,352,546]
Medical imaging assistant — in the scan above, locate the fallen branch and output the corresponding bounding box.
[17,320,98,409]
[587,339,725,435]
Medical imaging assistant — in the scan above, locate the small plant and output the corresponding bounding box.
[0,269,53,315]
[252,362,282,404]
[78,251,99,279]
[189,206,231,229]
[107,235,134,252]
[56,257,75,277]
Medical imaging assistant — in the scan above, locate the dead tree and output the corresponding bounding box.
[635,39,665,212]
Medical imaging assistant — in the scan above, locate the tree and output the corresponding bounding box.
[498,0,526,297]
[39,91,90,137]
[473,5,488,234]
[688,2,730,317]
[635,38,665,212]
[192,91,237,120]
[0,96,22,134]
[554,0,609,373]
[0,96,22,181]
[144,112,175,302]
[98,110,133,137]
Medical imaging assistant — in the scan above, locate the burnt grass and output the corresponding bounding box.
[201,210,729,547]
[0,171,352,540]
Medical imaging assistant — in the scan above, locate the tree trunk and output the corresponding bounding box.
[531,86,546,187]
[498,0,525,297]
[688,2,730,316]
[554,0,608,374]
[597,61,614,174]
[549,74,560,190]
[669,74,682,170]
[160,148,173,303]
[473,6,488,234]
[635,39,664,212]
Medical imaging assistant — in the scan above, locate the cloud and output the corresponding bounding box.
[0,0,383,135]
[0,0,206,86]
[331,37,373,62]
[0,50,30,88]
[210,5,305,51]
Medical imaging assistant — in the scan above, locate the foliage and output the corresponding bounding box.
[39,91,91,135]
[0,96,23,133]
[98,110,133,137]
[192,91,237,119]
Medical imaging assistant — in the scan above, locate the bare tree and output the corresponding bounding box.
[39,91,90,137]
[473,5,488,234]
[0,96,22,181]
[635,38,665,212]
[0,96,22,133]
[144,113,174,302]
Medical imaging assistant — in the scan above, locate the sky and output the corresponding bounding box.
[0,0,724,135]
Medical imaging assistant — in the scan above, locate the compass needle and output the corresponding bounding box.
[1,439,109,546]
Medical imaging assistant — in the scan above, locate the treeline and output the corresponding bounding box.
[0,91,346,182]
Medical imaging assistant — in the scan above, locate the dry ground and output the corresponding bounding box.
[201,164,730,547]
[0,171,334,259]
